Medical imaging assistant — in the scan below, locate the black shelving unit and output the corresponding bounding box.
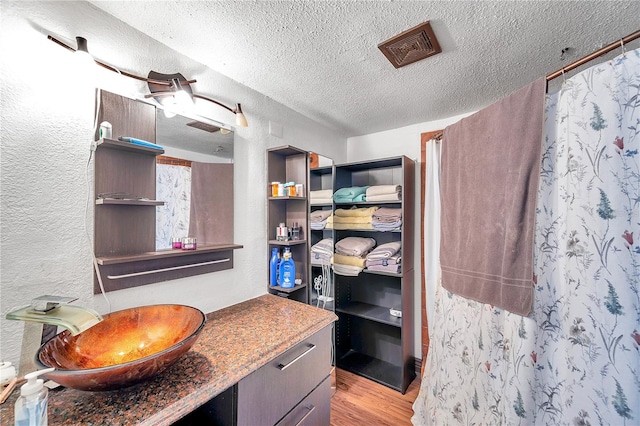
[332,156,415,394]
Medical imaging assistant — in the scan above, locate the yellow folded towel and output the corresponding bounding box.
[333,222,374,230]
[333,253,366,268]
[332,215,373,224]
[334,206,379,217]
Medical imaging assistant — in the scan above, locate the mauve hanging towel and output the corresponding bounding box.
[439,77,546,316]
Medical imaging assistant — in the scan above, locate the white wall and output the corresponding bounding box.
[346,113,474,358]
[0,1,347,368]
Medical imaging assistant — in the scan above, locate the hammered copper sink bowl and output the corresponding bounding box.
[35,304,206,391]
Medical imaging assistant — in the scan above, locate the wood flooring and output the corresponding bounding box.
[330,369,420,426]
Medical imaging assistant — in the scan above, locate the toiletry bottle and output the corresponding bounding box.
[14,367,55,426]
[279,248,296,288]
[270,247,280,286]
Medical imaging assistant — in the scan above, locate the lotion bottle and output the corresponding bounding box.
[279,248,296,288]
[14,368,55,426]
[269,247,280,286]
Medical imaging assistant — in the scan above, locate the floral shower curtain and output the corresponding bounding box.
[155,163,191,250]
[412,47,639,425]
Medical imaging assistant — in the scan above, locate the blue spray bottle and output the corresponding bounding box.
[279,247,296,288]
[269,248,280,286]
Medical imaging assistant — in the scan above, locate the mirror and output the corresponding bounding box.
[155,111,234,250]
[156,112,234,160]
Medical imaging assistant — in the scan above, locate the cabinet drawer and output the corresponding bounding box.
[276,375,330,426]
[238,325,331,426]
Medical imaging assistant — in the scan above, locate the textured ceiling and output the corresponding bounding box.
[90,1,639,137]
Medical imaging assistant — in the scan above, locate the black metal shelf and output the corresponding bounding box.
[337,350,403,393]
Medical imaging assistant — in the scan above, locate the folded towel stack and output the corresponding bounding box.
[310,209,332,230]
[311,238,333,266]
[333,186,369,203]
[366,185,402,202]
[372,207,402,231]
[334,236,377,276]
[333,206,379,230]
[310,189,333,205]
[365,241,402,273]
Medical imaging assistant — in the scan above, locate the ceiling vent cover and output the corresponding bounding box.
[378,21,441,68]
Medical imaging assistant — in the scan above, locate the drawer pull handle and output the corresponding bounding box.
[277,344,316,371]
[294,405,316,426]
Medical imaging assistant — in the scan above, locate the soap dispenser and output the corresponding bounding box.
[14,367,54,426]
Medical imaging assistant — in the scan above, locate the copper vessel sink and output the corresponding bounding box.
[36,304,206,391]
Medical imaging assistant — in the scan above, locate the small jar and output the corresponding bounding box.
[182,237,197,250]
[278,183,285,197]
[171,237,183,249]
[287,185,296,197]
[271,182,280,197]
[295,184,304,197]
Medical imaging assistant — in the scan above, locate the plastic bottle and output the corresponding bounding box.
[14,367,55,426]
[279,248,296,288]
[269,247,280,286]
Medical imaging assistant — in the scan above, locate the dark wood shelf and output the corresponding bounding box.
[337,350,403,393]
[268,196,307,201]
[97,138,164,155]
[95,198,165,206]
[336,302,401,327]
[310,202,333,207]
[269,282,307,293]
[268,239,307,246]
[334,201,401,206]
[97,243,244,266]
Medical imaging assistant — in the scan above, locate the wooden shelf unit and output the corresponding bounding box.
[266,146,310,303]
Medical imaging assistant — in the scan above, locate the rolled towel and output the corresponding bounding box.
[366,241,401,260]
[334,206,379,217]
[335,237,376,257]
[366,185,401,197]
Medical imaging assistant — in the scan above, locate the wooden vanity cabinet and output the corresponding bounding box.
[237,325,332,425]
[174,325,332,426]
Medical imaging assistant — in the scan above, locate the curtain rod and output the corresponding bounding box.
[547,29,640,81]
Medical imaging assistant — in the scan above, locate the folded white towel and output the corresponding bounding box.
[310,189,334,199]
[366,185,401,197]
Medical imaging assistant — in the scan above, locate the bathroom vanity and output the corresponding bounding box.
[0,295,337,425]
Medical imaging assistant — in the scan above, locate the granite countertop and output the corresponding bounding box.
[0,294,337,425]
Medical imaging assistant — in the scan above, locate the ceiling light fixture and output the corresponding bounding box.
[47,34,248,128]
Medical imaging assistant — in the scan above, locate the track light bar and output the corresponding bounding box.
[47,35,248,127]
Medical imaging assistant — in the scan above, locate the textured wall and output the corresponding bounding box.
[0,1,346,369]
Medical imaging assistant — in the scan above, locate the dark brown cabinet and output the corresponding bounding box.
[332,156,415,394]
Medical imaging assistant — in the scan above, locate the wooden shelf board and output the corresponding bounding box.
[268,239,307,246]
[97,243,244,265]
[268,196,307,201]
[268,283,307,293]
[336,302,401,327]
[363,269,402,278]
[97,138,164,155]
[96,199,164,206]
